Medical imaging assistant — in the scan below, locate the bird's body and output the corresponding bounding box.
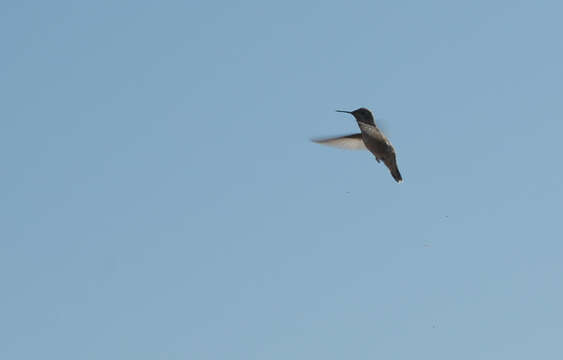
[313,107,403,183]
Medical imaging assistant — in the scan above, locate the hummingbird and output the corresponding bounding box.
[313,107,403,183]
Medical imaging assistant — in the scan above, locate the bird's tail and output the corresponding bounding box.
[383,157,403,183]
[382,154,403,183]
[390,164,403,183]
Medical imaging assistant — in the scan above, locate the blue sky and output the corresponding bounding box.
[2,1,563,359]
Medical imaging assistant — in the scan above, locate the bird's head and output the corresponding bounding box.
[336,107,375,125]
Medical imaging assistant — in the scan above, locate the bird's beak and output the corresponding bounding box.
[336,110,352,114]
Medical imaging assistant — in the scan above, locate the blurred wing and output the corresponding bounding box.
[376,117,388,135]
[311,133,366,150]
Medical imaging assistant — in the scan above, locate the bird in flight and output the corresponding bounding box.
[313,107,403,183]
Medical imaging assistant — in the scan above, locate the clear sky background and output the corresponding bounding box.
[2,1,563,359]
